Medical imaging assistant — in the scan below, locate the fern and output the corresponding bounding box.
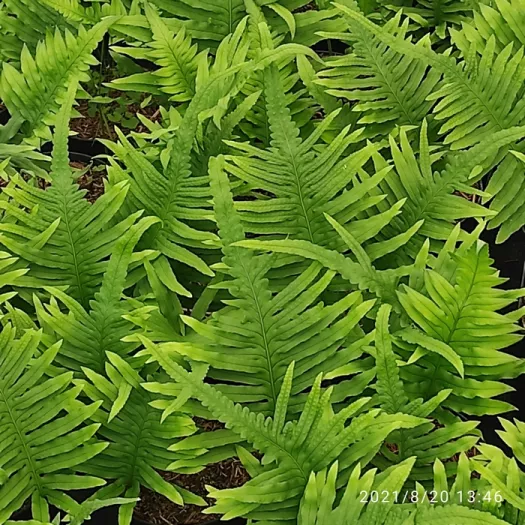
[108,3,201,103]
[0,324,107,523]
[451,0,525,54]
[317,10,442,138]
[142,339,425,521]
[106,20,319,288]
[333,3,525,151]
[371,304,480,481]
[0,0,77,60]
[0,81,140,307]
[360,122,525,261]
[177,156,376,412]
[34,216,159,374]
[76,365,205,525]
[396,225,525,417]
[0,18,113,143]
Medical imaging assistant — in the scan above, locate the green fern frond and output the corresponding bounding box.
[34,216,159,373]
[0,324,107,523]
[362,122,525,261]
[484,149,525,243]
[333,3,525,151]
[396,225,525,417]
[0,0,77,60]
[0,82,140,307]
[109,3,201,102]
[0,17,113,142]
[76,367,204,525]
[142,342,425,521]
[317,10,442,137]
[172,155,376,417]
[451,0,525,54]
[371,304,479,481]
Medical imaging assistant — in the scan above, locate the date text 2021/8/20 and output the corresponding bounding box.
[360,490,504,504]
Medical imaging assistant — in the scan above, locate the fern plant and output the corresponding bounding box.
[0,324,107,523]
[393,224,525,417]
[0,81,142,308]
[142,337,425,522]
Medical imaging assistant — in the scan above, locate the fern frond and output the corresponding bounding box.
[0,325,107,523]
[76,368,204,525]
[0,18,113,142]
[174,156,376,417]
[0,0,77,60]
[142,343,425,521]
[370,305,479,481]
[333,3,525,151]
[109,3,201,102]
[317,10,442,137]
[361,122,525,261]
[451,0,525,54]
[396,225,525,416]
[0,81,139,307]
[34,216,159,373]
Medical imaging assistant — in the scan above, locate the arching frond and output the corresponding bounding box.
[396,225,525,417]
[0,82,139,307]
[0,325,107,523]
[34,216,159,374]
[142,343,425,522]
[76,367,204,525]
[317,10,442,138]
[0,18,113,143]
[174,156,376,415]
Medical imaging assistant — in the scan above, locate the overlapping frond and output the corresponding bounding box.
[334,3,525,151]
[34,216,159,373]
[107,21,320,290]
[371,305,480,481]
[77,366,204,525]
[109,4,201,102]
[451,0,525,54]
[0,82,139,307]
[170,156,376,419]
[142,343,425,522]
[396,225,525,416]
[0,325,107,523]
[0,18,113,142]
[362,123,525,261]
[316,10,442,138]
[0,0,76,60]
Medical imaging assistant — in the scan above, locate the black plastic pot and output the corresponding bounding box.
[0,106,10,125]
[313,39,348,56]
[40,136,109,158]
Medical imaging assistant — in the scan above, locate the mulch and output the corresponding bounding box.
[134,418,250,525]
[70,98,161,141]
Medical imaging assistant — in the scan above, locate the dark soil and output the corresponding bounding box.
[295,2,316,12]
[134,417,249,524]
[70,98,161,141]
[134,459,250,525]
[72,161,107,203]
[36,161,107,202]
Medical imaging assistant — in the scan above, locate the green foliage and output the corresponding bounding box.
[396,225,525,416]
[0,324,107,523]
[1,1,525,524]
